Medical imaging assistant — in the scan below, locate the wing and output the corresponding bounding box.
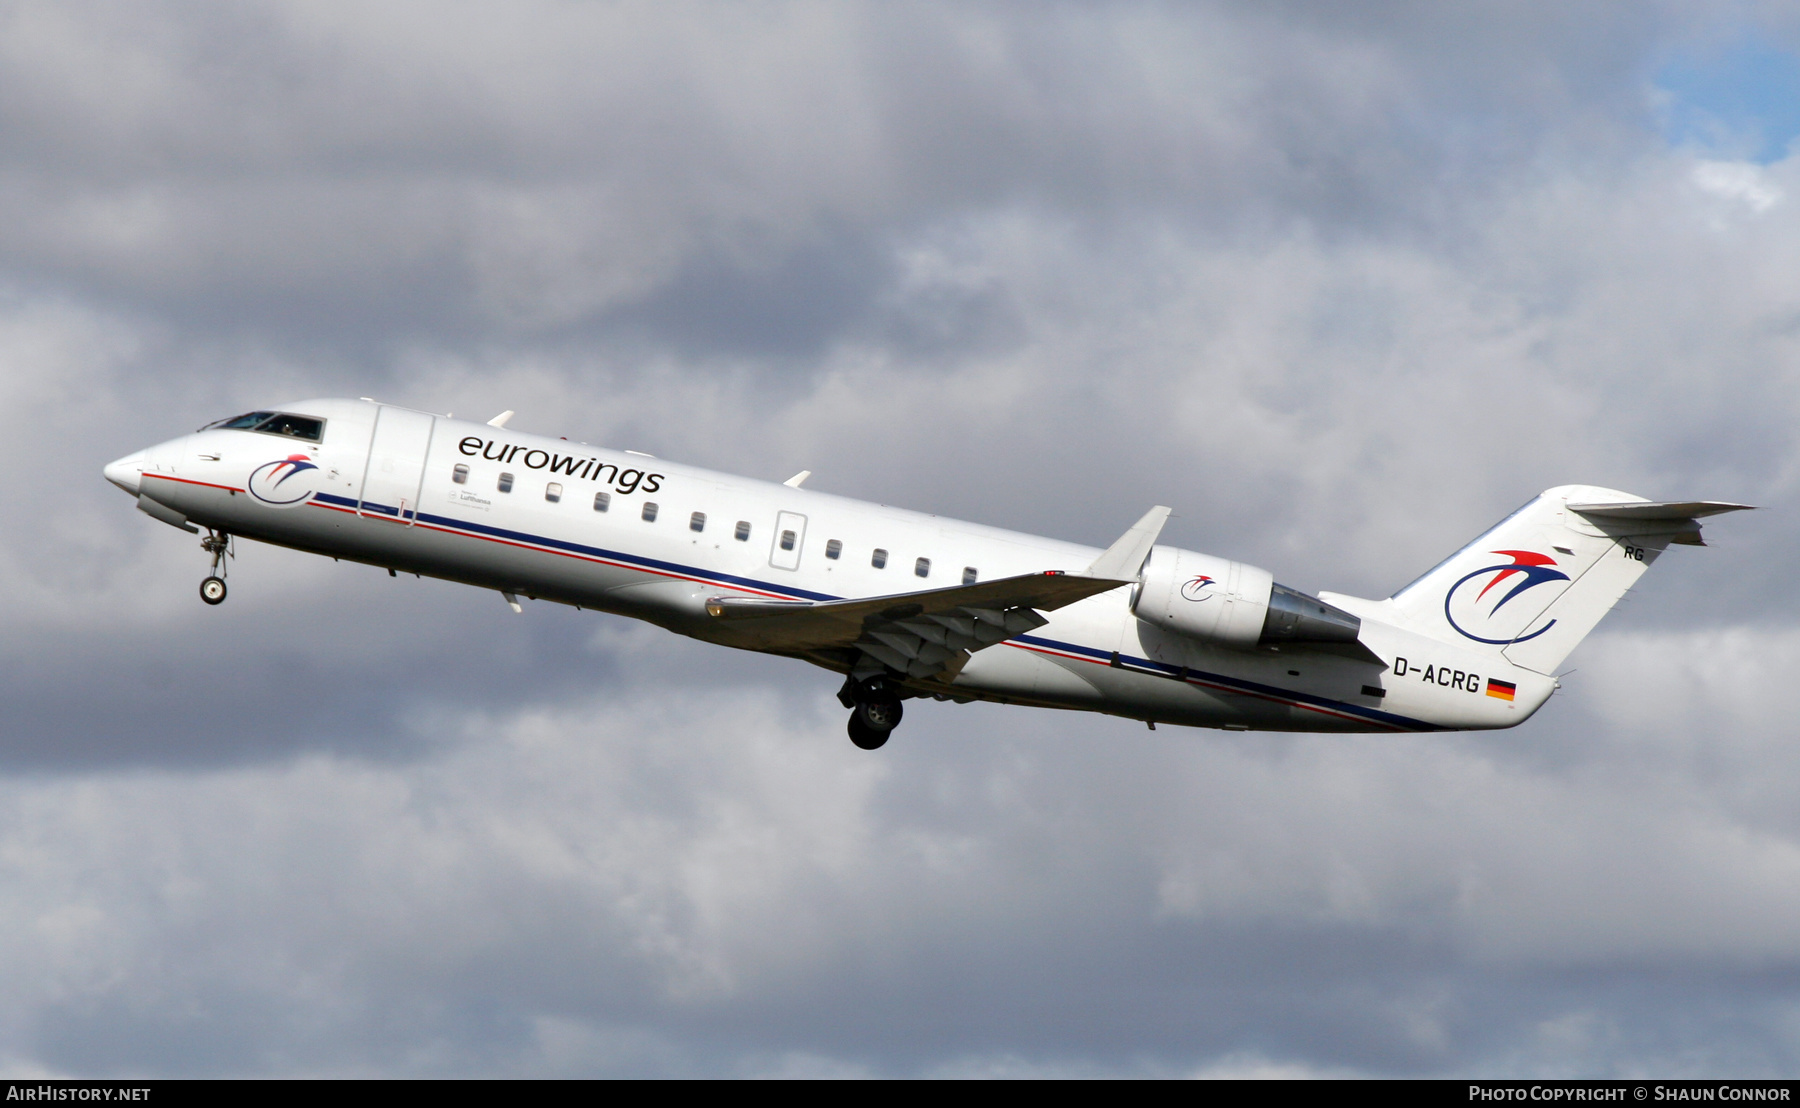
[706,505,1172,683]
[707,571,1130,681]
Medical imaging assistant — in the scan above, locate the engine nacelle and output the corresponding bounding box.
[1132,546,1361,651]
[1132,547,1274,649]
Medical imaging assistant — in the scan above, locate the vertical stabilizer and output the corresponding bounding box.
[1385,486,1751,674]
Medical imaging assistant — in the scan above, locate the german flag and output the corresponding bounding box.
[1486,678,1516,702]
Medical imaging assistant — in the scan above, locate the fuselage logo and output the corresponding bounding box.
[1179,575,1217,602]
[457,436,664,496]
[1443,549,1571,645]
[247,454,322,508]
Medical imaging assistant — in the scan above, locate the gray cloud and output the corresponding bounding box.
[3,0,1799,1077]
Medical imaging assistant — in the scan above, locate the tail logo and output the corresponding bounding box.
[1179,575,1217,602]
[1443,550,1571,645]
[247,454,322,508]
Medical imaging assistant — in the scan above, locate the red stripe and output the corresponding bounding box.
[307,499,796,599]
[1006,641,1409,731]
[143,473,241,494]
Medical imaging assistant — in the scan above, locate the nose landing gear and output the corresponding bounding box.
[840,676,904,750]
[199,530,232,605]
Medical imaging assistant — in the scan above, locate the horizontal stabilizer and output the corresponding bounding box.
[1568,500,1755,520]
[1568,499,1755,546]
[1085,505,1172,580]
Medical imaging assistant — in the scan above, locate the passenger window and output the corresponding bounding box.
[963,566,978,585]
[871,548,888,569]
[734,521,750,541]
[593,491,610,512]
[825,539,842,560]
[690,511,706,533]
[642,502,658,522]
[779,529,796,551]
[915,557,931,578]
[497,472,514,493]
[545,482,562,503]
[452,464,469,485]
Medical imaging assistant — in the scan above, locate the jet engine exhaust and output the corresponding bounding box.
[1258,583,1361,646]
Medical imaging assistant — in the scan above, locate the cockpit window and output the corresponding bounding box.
[205,411,275,431]
[201,411,325,443]
[254,413,324,442]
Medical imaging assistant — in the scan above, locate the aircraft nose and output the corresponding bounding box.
[103,450,146,496]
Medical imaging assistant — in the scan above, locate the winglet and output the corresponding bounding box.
[1085,505,1172,580]
[784,470,811,488]
[487,410,515,428]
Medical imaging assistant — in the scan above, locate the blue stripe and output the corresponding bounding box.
[1012,634,1439,732]
[320,491,1431,731]
[316,491,838,601]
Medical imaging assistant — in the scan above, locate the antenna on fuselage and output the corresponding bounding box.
[487,410,515,428]
[784,470,812,488]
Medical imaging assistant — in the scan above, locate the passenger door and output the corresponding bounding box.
[359,406,435,524]
[769,510,807,570]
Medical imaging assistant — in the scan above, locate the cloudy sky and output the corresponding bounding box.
[5,0,1800,1077]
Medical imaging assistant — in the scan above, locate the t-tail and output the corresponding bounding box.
[1377,485,1753,675]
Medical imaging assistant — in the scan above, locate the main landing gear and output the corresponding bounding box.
[840,676,904,750]
[199,530,232,605]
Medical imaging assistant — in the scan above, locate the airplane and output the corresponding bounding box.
[103,399,1752,749]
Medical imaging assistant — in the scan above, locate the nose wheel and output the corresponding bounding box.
[199,530,233,606]
[841,676,904,750]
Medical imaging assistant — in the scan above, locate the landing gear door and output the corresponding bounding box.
[769,511,807,570]
[359,406,435,524]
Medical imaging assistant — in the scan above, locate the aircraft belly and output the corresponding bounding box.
[601,578,718,633]
[952,645,1102,707]
[951,642,1366,731]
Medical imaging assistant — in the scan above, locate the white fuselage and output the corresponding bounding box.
[107,399,1555,734]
